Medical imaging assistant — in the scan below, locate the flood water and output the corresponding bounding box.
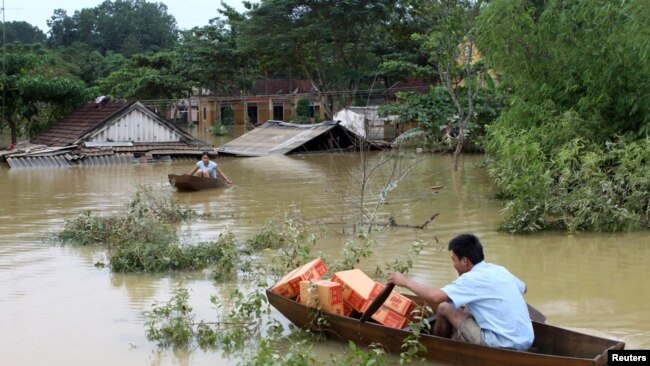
[1,130,648,365]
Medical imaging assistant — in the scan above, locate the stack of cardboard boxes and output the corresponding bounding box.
[271,259,416,329]
[332,269,416,329]
[270,258,328,298]
[299,280,344,315]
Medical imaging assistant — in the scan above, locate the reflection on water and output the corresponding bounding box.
[0,151,648,365]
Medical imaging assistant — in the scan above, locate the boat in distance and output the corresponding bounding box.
[168,174,227,192]
[267,289,624,366]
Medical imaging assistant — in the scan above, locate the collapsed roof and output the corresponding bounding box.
[217,120,381,157]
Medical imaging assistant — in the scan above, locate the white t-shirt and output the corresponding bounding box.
[196,160,217,178]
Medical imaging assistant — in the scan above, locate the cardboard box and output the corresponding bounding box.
[331,269,383,313]
[299,280,344,315]
[373,282,416,316]
[271,258,328,298]
[343,302,354,317]
[371,305,409,329]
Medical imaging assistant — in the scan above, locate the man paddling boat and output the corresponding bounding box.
[388,234,534,351]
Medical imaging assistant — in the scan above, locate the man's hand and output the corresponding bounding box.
[388,272,409,287]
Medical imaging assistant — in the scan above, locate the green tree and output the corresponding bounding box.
[238,0,397,118]
[378,0,440,85]
[0,21,46,45]
[58,43,127,86]
[476,0,650,232]
[382,0,488,169]
[177,17,255,95]
[46,9,78,47]
[98,51,191,101]
[0,52,89,144]
[47,0,179,56]
[477,0,650,139]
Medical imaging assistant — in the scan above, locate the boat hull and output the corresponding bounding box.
[267,289,624,366]
[168,174,227,191]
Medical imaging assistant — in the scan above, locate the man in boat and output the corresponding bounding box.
[388,234,534,351]
[189,152,233,184]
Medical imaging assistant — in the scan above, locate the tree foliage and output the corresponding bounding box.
[98,51,191,100]
[177,17,256,95]
[380,0,492,167]
[0,48,90,143]
[47,0,179,56]
[238,0,397,118]
[477,0,650,232]
[477,0,650,139]
[58,43,127,86]
[380,85,502,151]
[0,21,46,45]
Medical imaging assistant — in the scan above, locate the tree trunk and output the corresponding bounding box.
[453,120,466,171]
[8,117,18,144]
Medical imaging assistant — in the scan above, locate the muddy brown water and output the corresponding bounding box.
[1,131,648,365]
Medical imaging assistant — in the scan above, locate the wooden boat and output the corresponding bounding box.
[168,174,227,191]
[267,289,624,366]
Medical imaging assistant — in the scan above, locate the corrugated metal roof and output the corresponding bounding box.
[84,142,134,147]
[217,120,354,157]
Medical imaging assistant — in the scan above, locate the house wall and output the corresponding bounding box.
[193,95,325,127]
[88,109,182,143]
[283,102,292,120]
[258,103,270,123]
[198,97,217,131]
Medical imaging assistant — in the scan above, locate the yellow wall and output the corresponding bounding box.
[194,95,326,126]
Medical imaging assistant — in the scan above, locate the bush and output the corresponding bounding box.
[221,106,234,125]
[295,99,311,124]
[488,112,650,233]
[208,120,231,136]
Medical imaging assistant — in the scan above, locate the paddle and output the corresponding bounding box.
[527,303,546,323]
[359,283,395,323]
[359,284,547,324]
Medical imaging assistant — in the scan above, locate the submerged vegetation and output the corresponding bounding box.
[138,195,432,364]
[59,161,429,363]
[58,185,233,273]
[208,120,232,136]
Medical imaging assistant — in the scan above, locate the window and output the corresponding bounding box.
[203,107,207,120]
[247,104,258,124]
[308,104,320,118]
[273,103,284,120]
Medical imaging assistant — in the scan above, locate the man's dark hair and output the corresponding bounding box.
[448,234,484,265]
[202,151,210,158]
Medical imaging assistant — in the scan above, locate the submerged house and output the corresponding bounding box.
[217,120,378,157]
[194,79,325,131]
[2,100,213,169]
[333,106,399,141]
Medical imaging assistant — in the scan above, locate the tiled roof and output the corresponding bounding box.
[387,79,431,94]
[252,79,316,95]
[31,101,135,146]
[211,79,317,97]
